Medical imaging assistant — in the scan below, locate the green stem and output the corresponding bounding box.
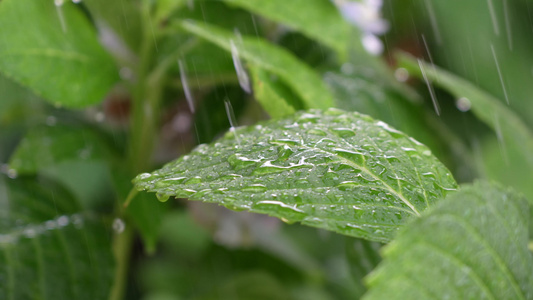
[110,2,165,299]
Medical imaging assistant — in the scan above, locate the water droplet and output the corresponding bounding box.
[228,154,259,170]
[113,218,125,234]
[138,173,152,180]
[242,184,267,192]
[331,127,356,138]
[185,176,202,184]
[324,108,344,116]
[297,113,320,123]
[57,215,69,227]
[156,193,170,202]
[277,145,294,160]
[336,181,361,191]
[307,129,327,136]
[376,121,404,139]
[270,139,300,147]
[456,97,471,112]
[7,168,17,179]
[333,149,365,165]
[394,68,409,82]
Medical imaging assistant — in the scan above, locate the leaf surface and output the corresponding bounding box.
[223,0,350,57]
[0,176,114,300]
[0,0,118,107]
[364,181,533,299]
[179,20,335,110]
[134,109,457,242]
[249,66,298,118]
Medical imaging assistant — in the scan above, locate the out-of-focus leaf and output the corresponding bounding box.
[364,181,533,299]
[345,238,381,298]
[9,125,115,174]
[399,54,533,194]
[134,109,457,243]
[0,176,114,299]
[179,20,335,110]
[223,0,350,57]
[0,0,119,108]
[249,66,298,118]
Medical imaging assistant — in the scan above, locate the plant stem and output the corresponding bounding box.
[110,2,165,299]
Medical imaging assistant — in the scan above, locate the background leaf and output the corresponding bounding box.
[0,176,114,300]
[223,0,350,57]
[0,0,119,108]
[364,181,533,299]
[134,109,457,242]
[249,65,298,118]
[179,20,335,110]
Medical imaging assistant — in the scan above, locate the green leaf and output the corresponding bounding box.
[179,20,335,110]
[134,108,457,242]
[0,176,114,299]
[249,65,298,118]
[398,54,533,203]
[223,0,350,57]
[0,0,119,108]
[9,125,115,175]
[364,181,533,299]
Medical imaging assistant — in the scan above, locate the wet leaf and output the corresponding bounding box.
[0,0,119,108]
[223,0,350,57]
[364,181,533,300]
[134,109,457,242]
[179,20,335,111]
[0,176,114,299]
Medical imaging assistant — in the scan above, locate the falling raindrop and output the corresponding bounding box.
[487,0,500,36]
[418,59,441,116]
[112,218,125,234]
[178,59,195,113]
[224,99,240,144]
[490,44,510,105]
[394,68,409,82]
[456,97,471,112]
[54,0,67,33]
[230,40,251,93]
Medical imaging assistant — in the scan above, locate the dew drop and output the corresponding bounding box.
[307,129,327,136]
[456,97,471,112]
[156,193,170,202]
[227,154,259,170]
[336,181,361,191]
[242,184,268,192]
[112,218,125,234]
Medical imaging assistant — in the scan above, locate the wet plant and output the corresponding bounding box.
[1,0,532,299]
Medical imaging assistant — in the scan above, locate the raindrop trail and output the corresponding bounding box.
[230,39,251,94]
[423,0,442,45]
[490,44,510,105]
[54,0,67,33]
[503,0,513,50]
[421,34,439,83]
[418,59,441,116]
[487,0,500,36]
[178,59,195,113]
[224,98,240,144]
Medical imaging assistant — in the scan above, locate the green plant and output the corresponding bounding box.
[1,0,532,299]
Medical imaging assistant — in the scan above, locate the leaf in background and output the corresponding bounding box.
[249,66,298,118]
[9,125,115,174]
[398,54,533,200]
[0,0,119,108]
[134,109,457,242]
[8,125,117,209]
[179,20,335,110]
[0,176,114,299]
[223,0,350,58]
[364,181,533,299]
[345,238,382,298]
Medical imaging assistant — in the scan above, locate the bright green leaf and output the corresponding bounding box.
[179,20,335,110]
[249,66,298,118]
[223,0,350,57]
[0,176,114,299]
[0,0,119,108]
[364,181,533,300]
[134,109,457,242]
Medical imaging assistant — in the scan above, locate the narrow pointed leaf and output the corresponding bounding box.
[134,109,457,242]
[0,176,114,299]
[249,66,298,118]
[179,20,335,110]
[364,181,533,300]
[0,0,119,107]
[223,0,350,57]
